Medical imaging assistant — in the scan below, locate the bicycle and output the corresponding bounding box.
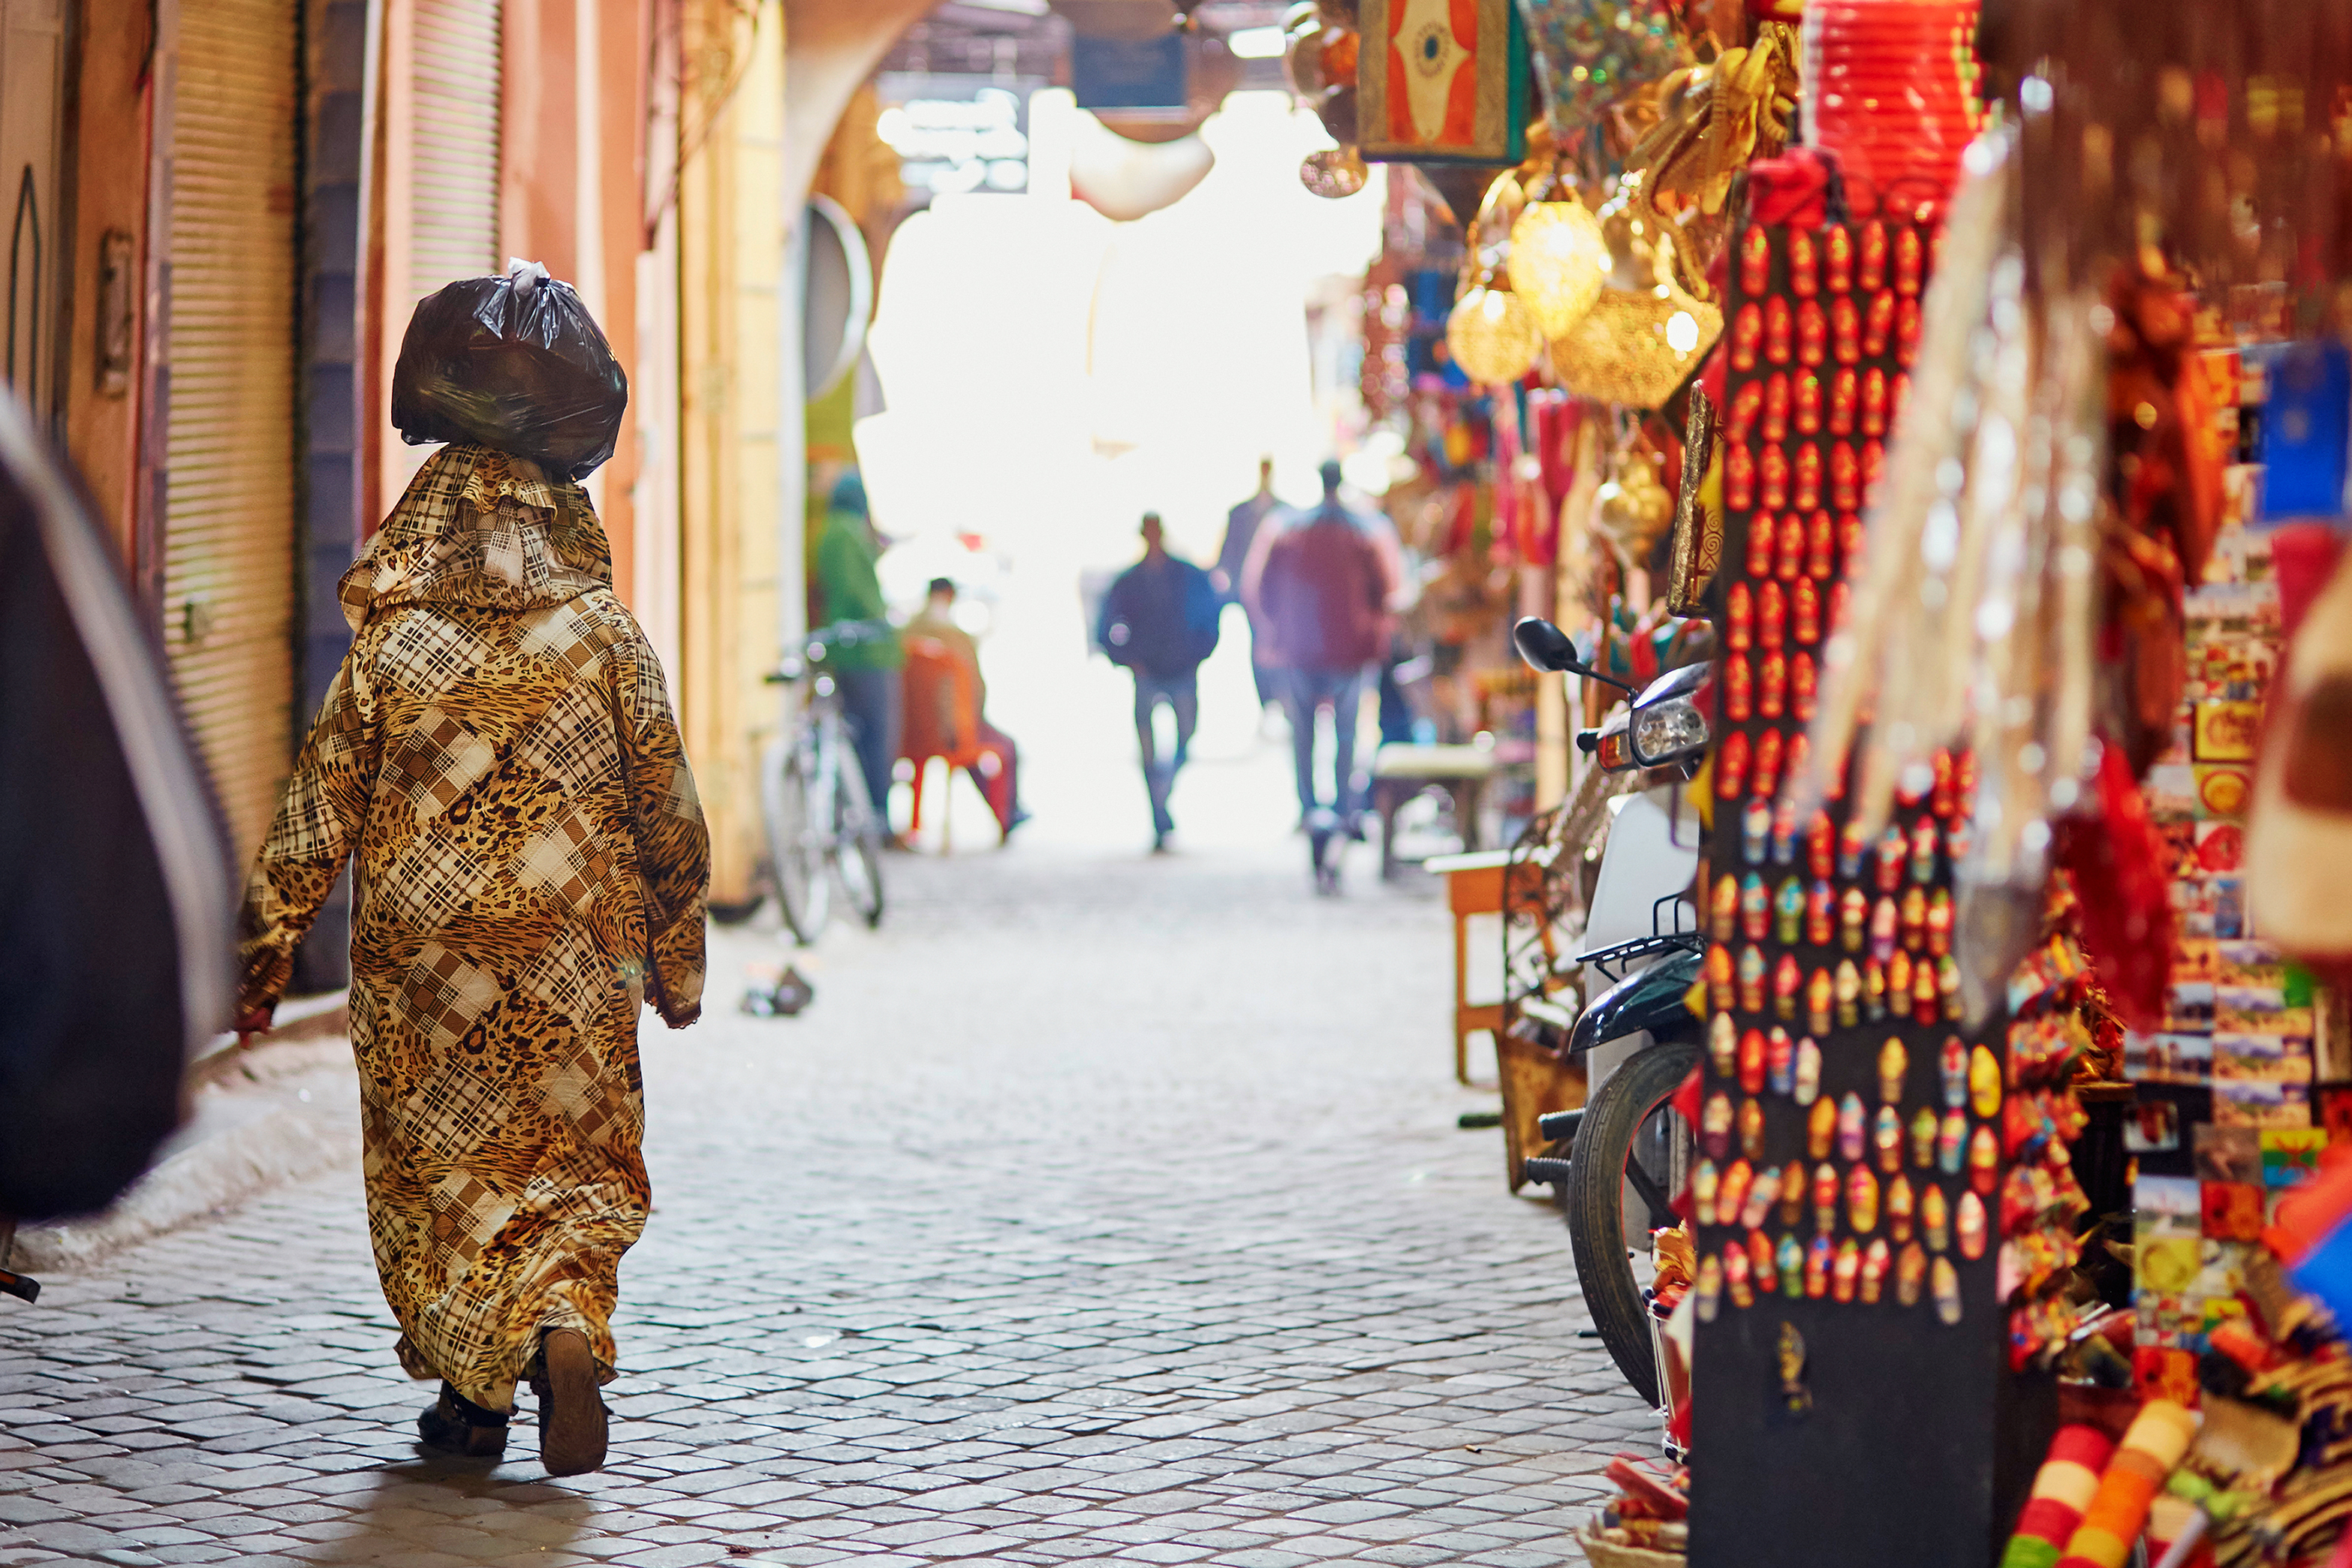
[758,620,890,944]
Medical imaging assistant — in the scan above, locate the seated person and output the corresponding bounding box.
[905,577,1027,838]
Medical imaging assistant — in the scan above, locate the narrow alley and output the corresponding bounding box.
[0,811,1646,1567]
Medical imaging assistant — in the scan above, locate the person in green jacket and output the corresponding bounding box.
[812,472,905,820]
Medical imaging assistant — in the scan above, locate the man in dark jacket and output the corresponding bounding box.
[1096,513,1220,851]
[1244,460,1396,829]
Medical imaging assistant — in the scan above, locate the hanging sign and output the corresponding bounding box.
[1356,0,1527,164]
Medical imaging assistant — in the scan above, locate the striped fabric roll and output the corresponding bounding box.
[2057,1401,2199,1568]
[1999,1424,2118,1568]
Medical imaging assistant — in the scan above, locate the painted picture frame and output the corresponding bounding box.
[1357,0,1528,165]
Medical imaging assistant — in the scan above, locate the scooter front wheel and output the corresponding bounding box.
[1564,1035,1701,1407]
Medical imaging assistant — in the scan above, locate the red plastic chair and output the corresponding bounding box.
[899,637,986,847]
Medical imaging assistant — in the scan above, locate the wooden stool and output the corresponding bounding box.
[1370,742,1498,879]
[1425,847,1545,1086]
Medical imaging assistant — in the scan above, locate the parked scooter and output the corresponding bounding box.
[1510,617,1710,1406]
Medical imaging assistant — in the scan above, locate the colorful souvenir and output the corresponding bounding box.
[1775,510,1805,579]
[1875,826,1906,892]
[1900,887,1926,953]
[1706,943,1736,1012]
[1741,1164,1782,1229]
[1939,956,1964,1021]
[1910,1106,1938,1169]
[1833,1238,1860,1302]
[1717,1157,1754,1227]
[1726,1242,1754,1308]
[1932,1255,1962,1324]
[1757,578,1785,649]
[1793,1037,1822,1107]
[1747,1228,1775,1296]
[1829,364,1858,437]
[1921,1184,1950,1252]
[1897,1239,1927,1307]
[1739,226,1770,299]
[1740,1097,1766,1162]
[1751,727,1784,802]
[1709,875,1739,944]
[1861,1237,1891,1304]
[1725,581,1753,650]
[1970,1045,2002,1119]
[1834,959,1861,1026]
[1805,510,1834,580]
[1792,652,1817,721]
[1957,1189,1988,1260]
[1709,1012,1737,1081]
[1825,224,1853,293]
[1768,953,1796,1021]
[1864,957,1886,1020]
[1887,948,1912,1005]
[1737,1027,1767,1094]
[1772,797,1800,865]
[1848,1164,1879,1235]
[1938,1110,1966,1175]
[1870,895,1899,963]
[1894,224,1922,295]
[1694,1159,1721,1220]
[1762,372,1790,444]
[1862,365,1887,438]
[1796,297,1826,368]
[1793,443,1822,512]
[1838,886,1866,953]
[1875,1106,1904,1173]
[1716,730,1749,799]
[1779,1160,1807,1225]
[1727,378,1763,444]
[1807,881,1835,947]
[1793,577,1820,645]
[1760,444,1788,512]
[1726,652,1754,721]
[1740,871,1769,939]
[1759,649,1786,718]
[1764,295,1792,366]
[1780,1232,1807,1299]
[1859,221,1887,292]
[1837,821,1868,880]
[1968,1126,1998,1196]
[1940,1037,1967,1108]
[1794,369,1822,435]
[1745,508,1773,576]
[1830,293,1860,365]
[1808,1097,1836,1160]
[1808,812,1835,880]
[1878,1037,1908,1106]
[1896,296,1921,364]
[1805,966,1831,1034]
[1887,1174,1914,1242]
[1837,1091,1866,1163]
[1731,302,1762,374]
[1695,1252,1724,1322]
[1786,227,1816,296]
[1738,944,1766,1012]
[1828,578,1851,632]
[1926,889,1953,956]
[1725,442,1755,511]
[1806,1234,1833,1298]
[1914,959,1940,1025]
[1864,289,1895,359]
[1757,1026,1790,1097]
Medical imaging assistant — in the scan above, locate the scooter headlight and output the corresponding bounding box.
[1631,696,1709,766]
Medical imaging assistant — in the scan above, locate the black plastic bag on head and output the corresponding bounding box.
[390,260,628,480]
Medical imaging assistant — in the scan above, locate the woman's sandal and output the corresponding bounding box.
[417,1383,510,1458]
[530,1328,609,1476]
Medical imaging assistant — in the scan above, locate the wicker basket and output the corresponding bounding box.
[1576,1524,1686,1568]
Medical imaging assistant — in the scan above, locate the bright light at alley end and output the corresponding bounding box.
[877,86,1031,196]
[1228,26,1286,59]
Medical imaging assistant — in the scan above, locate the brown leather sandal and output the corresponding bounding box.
[529,1328,609,1476]
[417,1383,509,1458]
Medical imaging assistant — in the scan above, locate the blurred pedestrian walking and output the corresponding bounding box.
[235,441,709,1476]
[813,472,906,837]
[1097,513,1221,851]
[1244,460,1398,830]
[905,576,1028,838]
[1212,456,1282,712]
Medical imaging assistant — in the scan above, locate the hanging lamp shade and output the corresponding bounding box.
[1552,279,1720,407]
[1447,285,1546,386]
[1509,197,1610,337]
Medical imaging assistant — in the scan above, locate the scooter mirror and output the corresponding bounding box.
[1512,617,1638,691]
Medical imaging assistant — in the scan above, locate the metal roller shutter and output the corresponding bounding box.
[165,0,300,865]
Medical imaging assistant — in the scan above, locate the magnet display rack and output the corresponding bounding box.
[1685,200,2052,1568]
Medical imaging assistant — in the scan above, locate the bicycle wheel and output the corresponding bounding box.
[831,739,887,928]
[1564,1035,1701,1406]
[760,738,830,944]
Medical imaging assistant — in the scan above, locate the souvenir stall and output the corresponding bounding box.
[1297,0,2352,1563]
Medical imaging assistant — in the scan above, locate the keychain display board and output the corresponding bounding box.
[1685,205,2049,1567]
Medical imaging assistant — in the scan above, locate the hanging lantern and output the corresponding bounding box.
[1509,197,1610,337]
[1551,189,1721,406]
[1299,146,1369,198]
[1447,285,1546,386]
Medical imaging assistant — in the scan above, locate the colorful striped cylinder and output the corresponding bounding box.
[1999,1425,2117,1568]
[2056,1401,2199,1568]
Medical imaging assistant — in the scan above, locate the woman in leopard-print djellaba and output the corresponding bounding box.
[236,443,708,1474]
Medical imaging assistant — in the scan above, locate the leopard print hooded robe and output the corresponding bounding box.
[237,444,708,1410]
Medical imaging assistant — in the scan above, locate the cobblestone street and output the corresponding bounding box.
[0,740,1649,1567]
